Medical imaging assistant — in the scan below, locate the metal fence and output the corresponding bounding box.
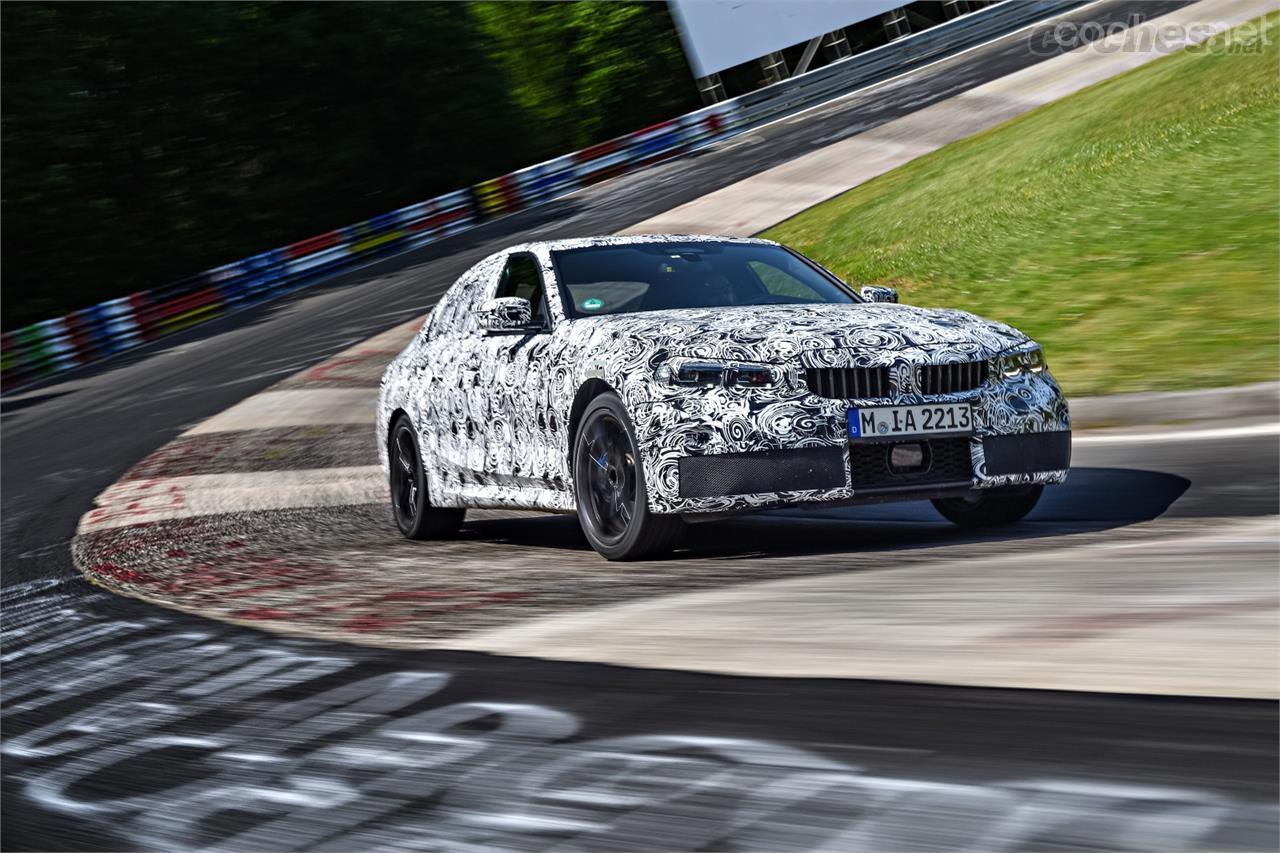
[1,0,1083,391]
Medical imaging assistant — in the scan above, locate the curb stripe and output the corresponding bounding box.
[183,389,378,435]
[79,465,383,533]
[1074,423,1280,445]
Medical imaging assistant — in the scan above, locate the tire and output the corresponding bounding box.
[389,415,464,539]
[573,393,684,561]
[932,484,1043,528]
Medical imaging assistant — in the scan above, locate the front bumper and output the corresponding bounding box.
[633,371,1071,515]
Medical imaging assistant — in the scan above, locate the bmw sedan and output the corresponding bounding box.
[378,235,1070,560]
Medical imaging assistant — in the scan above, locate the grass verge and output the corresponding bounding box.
[765,14,1279,396]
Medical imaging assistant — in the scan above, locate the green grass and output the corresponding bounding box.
[765,14,1280,396]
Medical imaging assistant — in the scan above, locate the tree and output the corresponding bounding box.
[1,2,698,330]
[472,1,697,154]
[2,3,528,328]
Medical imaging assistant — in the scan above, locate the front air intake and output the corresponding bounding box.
[678,446,846,498]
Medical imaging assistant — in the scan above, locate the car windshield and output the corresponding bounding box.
[551,242,856,317]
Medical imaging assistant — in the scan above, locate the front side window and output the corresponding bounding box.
[552,242,855,317]
[495,253,547,326]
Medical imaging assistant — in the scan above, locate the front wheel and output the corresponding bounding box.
[932,485,1043,528]
[573,393,683,561]
[389,415,464,539]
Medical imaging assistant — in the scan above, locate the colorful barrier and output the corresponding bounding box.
[0,100,742,391]
[0,0,1081,391]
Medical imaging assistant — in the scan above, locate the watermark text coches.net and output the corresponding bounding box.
[1029,18,1272,56]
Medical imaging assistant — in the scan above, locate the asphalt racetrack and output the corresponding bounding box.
[4,2,1277,850]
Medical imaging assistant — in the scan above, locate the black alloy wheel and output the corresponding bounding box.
[573,393,683,560]
[580,410,637,543]
[389,415,464,539]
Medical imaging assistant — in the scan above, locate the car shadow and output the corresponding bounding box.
[457,466,1190,560]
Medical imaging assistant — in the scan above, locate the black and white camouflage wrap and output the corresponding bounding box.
[477,296,533,331]
[378,235,1070,515]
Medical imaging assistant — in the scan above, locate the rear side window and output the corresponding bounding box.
[495,253,547,326]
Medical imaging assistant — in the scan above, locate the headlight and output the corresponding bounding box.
[993,344,1047,379]
[655,358,779,389]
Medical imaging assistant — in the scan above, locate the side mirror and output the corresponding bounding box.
[860,285,898,304]
[477,296,533,332]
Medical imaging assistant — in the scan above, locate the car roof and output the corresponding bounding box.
[506,234,780,254]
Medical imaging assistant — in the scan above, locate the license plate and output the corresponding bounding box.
[848,403,972,439]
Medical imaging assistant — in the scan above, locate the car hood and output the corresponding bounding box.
[577,303,1029,366]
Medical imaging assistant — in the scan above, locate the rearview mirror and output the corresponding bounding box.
[477,296,533,332]
[860,286,898,304]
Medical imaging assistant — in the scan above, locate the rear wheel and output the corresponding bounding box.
[932,485,1043,528]
[389,415,464,539]
[573,393,683,561]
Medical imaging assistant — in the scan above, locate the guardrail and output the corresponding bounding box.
[729,0,1083,129]
[1,0,1083,392]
